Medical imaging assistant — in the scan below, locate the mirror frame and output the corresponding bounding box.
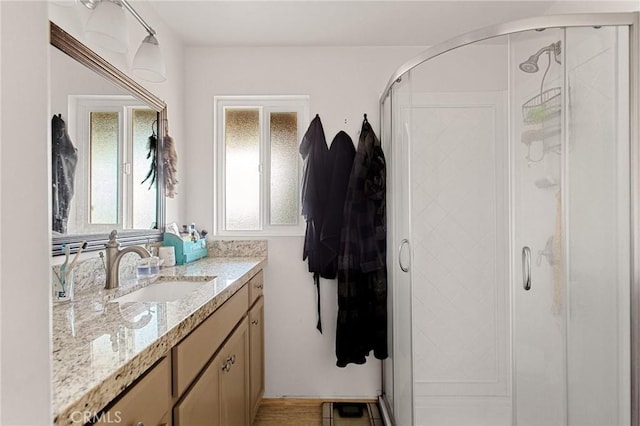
[50,21,166,256]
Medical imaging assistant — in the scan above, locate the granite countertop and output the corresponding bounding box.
[52,255,267,425]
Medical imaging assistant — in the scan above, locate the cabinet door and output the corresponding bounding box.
[173,285,248,397]
[173,350,221,426]
[249,296,265,422]
[95,356,171,426]
[220,317,250,426]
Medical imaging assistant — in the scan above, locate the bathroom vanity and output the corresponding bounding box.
[49,20,268,425]
[52,255,266,426]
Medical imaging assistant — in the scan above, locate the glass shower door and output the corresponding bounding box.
[510,27,567,426]
[562,25,630,426]
[387,71,414,426]
[511,25,631,426]
[382,16,633,426]
[403,33,511,426]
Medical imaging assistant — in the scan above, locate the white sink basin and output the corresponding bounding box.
[113,279,213,304]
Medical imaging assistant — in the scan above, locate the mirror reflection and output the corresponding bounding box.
[50,45,159,236]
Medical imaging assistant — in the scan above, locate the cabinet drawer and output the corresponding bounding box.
[173,285,248,397]
[95,356,171,426]
[248,271,264,307]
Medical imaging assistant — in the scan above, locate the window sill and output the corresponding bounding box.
[214,231,305,238]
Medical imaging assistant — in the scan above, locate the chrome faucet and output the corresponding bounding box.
[105,230,150,289]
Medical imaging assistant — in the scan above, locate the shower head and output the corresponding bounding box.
[518,41,561,73]
[519,58,539,73]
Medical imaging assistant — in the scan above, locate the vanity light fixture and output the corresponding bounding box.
[81,0,166,82]
[131,33,166,83]
[83,0,129,53]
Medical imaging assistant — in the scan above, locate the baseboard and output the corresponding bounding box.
[260,397,378,406]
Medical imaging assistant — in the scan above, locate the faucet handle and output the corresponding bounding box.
[107,230,119,248]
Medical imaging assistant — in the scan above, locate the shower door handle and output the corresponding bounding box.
[398,239,410,273]
[522,246,532,290]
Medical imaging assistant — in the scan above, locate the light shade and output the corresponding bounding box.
[85,0,129,54]
[131,34,166,83]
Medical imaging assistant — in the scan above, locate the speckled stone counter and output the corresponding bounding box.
[52,255,266,425]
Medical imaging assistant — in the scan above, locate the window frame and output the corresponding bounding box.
[70,95,156,233]
[214,95,309,237]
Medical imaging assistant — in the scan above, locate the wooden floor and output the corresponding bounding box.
[253,399,324,426]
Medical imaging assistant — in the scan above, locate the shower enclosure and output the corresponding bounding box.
[380,13,639,426]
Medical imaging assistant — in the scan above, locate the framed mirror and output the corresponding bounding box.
[50,21,166,256]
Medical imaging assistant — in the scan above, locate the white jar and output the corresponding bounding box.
[158,246,176,267]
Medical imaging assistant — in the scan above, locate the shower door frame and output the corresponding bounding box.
[379,12,640,426]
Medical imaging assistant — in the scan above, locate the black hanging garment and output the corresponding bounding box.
[321,131,356,278]
[336,116,388,367]
[300,115,331,332]
[52,114,78,234]
[300,116,356,333]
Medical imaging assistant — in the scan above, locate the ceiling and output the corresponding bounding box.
[147,0,639,48]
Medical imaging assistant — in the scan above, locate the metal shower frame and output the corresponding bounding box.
[378,12,640,426]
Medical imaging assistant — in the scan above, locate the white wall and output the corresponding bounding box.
[543,0,639,14]
[184,45,423,398]
[410,44,508,93]
[0,2,185,423]
[0,2,51,424]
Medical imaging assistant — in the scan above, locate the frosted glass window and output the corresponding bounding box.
[216,96,307,235]
[269,112,299,225]
[224,108,260,230]
[132,109,158,229]
[89,112,118,224]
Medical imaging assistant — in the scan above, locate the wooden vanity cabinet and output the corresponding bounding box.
[94,356,172,426]
[173,271,263,426]
[93,270,265,426]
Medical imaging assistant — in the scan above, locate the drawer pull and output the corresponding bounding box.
[255,283,264,289]
[135,423,144,426]
[251,319,259,325]
[221,354,236,372]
